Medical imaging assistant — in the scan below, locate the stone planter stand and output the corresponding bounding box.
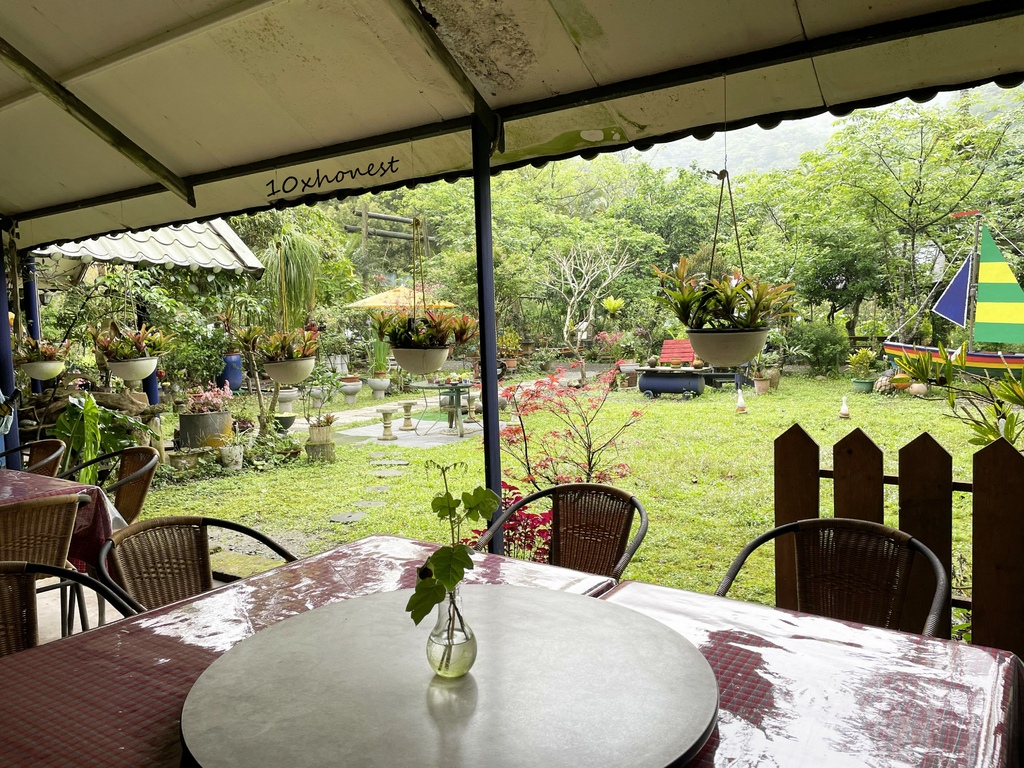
[366,377,390,400]
[305,425,336,462]
[377,407,398,441]
[340,379,363,405]
[398,401,417,431]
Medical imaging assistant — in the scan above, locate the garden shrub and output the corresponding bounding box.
[789,320,850,374]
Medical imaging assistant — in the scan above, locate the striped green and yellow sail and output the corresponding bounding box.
[974,225,1024,344]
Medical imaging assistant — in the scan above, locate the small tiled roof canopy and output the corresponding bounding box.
[31,219,263,291]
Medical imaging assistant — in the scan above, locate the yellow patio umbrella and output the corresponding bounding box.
[345,287,455,310]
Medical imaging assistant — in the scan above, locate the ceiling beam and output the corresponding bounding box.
[383,0,501,147]
[0,35,196,207]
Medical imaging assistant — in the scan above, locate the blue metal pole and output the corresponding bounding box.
[21,253,42,395]
[472,112,503,555]
[0,233,21,468]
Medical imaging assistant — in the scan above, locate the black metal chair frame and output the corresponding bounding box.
[715,517,949,636]
[474,483,649,580]
[58,447,160,502]
[97,516,297,613]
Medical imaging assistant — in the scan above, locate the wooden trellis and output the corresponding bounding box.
[775,424,1024,657]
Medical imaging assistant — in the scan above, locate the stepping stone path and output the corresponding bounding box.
[353,501,386,509]
[373,469,405,478]
[330,512,367,524]
[370,460,409,467]
[367,485,390,493]
[369,452,390,459]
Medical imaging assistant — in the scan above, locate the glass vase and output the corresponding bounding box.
[426,588,477,678]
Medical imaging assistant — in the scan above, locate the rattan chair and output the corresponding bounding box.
[0,493,90,637]
[0,561,137,657]
[715,517,949,636]
[58,446,160,526]
[474,484,649,580]
[0,439,66,476]
[97,516,298,612]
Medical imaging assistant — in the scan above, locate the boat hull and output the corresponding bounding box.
[883,342,1024,379]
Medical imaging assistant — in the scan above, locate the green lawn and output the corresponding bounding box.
[146,375,974,606]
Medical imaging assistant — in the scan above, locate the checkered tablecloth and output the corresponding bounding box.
[0,468,115,571]
[601,580,1023,767]
[0,534,614,767]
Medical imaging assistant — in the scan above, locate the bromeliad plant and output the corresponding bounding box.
[405,461,500,626]
[89,323,175,360]
[257,328,319,362]
[653,257,795,330]
[13,337,71,364]
[386,310,455,349]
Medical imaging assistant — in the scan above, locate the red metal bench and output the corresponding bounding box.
[658,339,695,364]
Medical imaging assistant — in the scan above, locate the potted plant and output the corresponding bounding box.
[178,381,234,449]
[90,323,175,382]
[14,337,71,381]
[751,350,772,395]
[386,309,455,375]
[654,256,795,367]
[497,329,521,370]
[405,460,500,677]
[848,349,878,393]
[258,328,319,385]
[893,347,937,395]
[451,314,480,357]
[219,427,252,471]
[304,413,337,462]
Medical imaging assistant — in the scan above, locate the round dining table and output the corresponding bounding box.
[180,584,718,767]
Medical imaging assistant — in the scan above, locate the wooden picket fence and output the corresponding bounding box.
[774,424,1024,658]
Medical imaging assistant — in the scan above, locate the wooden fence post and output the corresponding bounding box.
[897,434,952,638]
[972,439,1024,658]
[833,429,883,523]
[774,425,819,610]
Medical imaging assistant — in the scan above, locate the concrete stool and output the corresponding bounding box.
[398,401,417,431]
[464,391,479,423]
[377,407,398,441]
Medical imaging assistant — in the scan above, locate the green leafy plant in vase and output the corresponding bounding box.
[406,461,500,678]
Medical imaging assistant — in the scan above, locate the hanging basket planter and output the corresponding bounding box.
[391,347,450,376]
[686,329,769,368]
[263,357,316,385]
[19,360,65,380]
[106,356,159,382]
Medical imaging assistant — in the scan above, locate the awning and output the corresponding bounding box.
[30,218,264,291]
[0,1,1021,249]
[345,287,456,310]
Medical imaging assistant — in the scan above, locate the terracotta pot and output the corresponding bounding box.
[752,377,771,395]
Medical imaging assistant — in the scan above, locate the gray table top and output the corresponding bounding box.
[181,584,718,768]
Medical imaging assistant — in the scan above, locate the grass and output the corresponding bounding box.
[146,375,975,606]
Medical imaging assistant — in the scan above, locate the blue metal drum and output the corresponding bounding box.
[638,369,705,398]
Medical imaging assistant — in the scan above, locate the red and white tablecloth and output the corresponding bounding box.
[0,469,121,571]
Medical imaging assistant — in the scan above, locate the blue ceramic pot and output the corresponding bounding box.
[217,353,244,391]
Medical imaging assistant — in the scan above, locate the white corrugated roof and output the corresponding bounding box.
[31,218,263,290]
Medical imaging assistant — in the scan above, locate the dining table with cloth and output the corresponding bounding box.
[600,580,1023,767]
[0,468,126,571]
[0,533,1019,767]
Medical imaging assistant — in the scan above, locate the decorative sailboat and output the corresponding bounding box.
[884,214,1024,378]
